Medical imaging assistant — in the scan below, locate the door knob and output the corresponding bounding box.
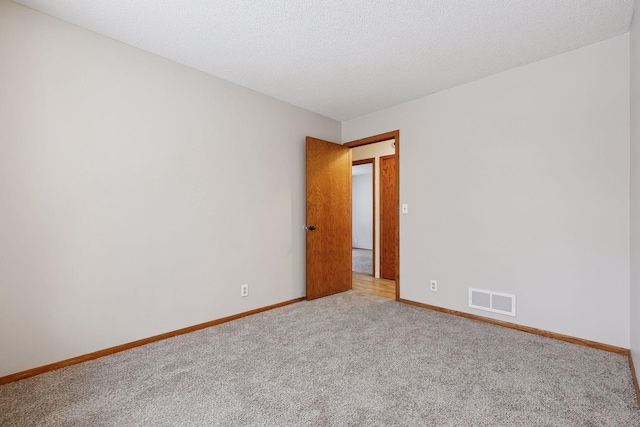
[305,225,317,231]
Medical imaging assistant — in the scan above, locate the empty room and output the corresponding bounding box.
[2,0,640,425]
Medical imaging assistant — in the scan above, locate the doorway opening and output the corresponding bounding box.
[352,159,374,277]
[304,130,399,302]
[346,131,399,300]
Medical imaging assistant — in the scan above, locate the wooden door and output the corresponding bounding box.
[380,155,396,280]
[306,137,352,300]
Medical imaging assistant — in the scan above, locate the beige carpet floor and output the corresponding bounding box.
[1,291,638,426]
[352,248,373,275]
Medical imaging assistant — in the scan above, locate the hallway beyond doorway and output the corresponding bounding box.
[352,248,372,275]
[352,272,395,299]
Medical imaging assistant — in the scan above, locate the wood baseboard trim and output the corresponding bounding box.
[0,297,305,386]
[397,298,629,356]
[629,353,640,406]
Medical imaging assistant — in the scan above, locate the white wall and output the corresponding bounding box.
[631,0,640,364]
[352,141,396,278]
[352,167,373,250]
[0,0,340,377]
[344,35,631,348]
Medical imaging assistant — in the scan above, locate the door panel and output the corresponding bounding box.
[306,137,352,300]
[380,155,396,280]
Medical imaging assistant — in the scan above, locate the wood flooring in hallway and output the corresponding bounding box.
[352,272,395,300]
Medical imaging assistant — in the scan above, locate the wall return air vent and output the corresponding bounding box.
[468,288,516,317]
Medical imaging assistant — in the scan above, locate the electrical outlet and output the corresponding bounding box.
[430,280,437,292]
[241,284,249,297]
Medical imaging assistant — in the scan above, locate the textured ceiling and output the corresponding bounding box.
[12,0,635,121]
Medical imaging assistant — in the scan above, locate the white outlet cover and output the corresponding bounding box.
[430,280,437,291]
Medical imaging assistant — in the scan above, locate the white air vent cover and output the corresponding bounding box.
[469,288,516,317]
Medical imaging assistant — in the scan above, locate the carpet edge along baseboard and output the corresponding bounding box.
[397,298,629,356]
[0,297,305,386]
[629,353,640,406]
